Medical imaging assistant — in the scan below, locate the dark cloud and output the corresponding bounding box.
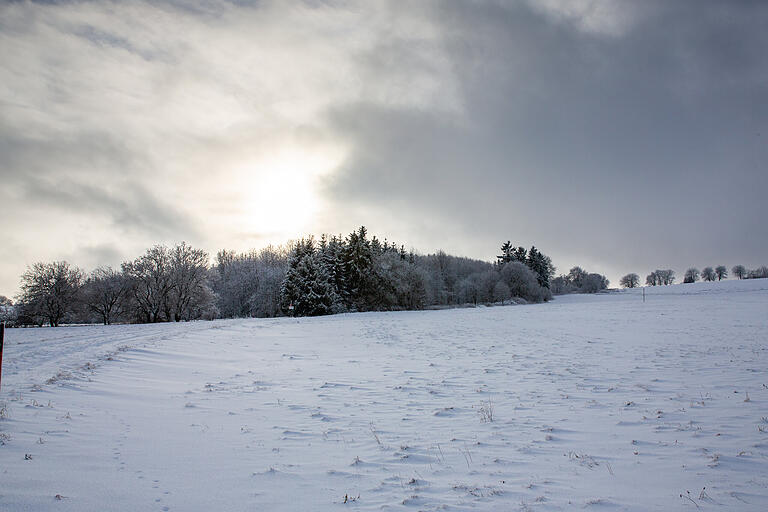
[322,0,768,281]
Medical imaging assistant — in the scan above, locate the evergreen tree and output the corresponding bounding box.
[280,240,339,316]
[498,241,513,265]
[319,235,347,307]
[512,246,527,263]
[526,246,553,289]
[341,226,375,310]
[370,235,383,255]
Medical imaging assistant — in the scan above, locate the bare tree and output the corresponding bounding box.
[82,266,130,325]
[122,246,173,323]
[646,269,675,286]
[714,265,727,280]
[619,273,640,288]
[567,266,587,288]
[169,242,211,321]
[683,268,699,283]
[18,261,83,327]
[701,266,716,282]
[732,264,747,279]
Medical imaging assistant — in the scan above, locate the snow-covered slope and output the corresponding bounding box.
[1,279,767,510]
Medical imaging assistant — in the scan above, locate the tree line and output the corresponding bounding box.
[6,230,765,324]
[3,228,567,325]
[618,264,768,288]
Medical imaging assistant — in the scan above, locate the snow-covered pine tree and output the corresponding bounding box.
[512,246,527,263]
[341,226,374,311]
[319,234,348,309]
[498,241,513,265]
[280,239,339,316]
[525,246,554,289]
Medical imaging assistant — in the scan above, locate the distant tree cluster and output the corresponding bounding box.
[11,242,216,327]
[732,264,768,280]
[645,269,675,286]
[496,242,555,289]
[551,266,609,294]
[683,267,700,283]
[685,264,742,284]
[617,263,768,288]
[619,273,640,288]
[210,245,289,319]
[5,228,560,324]
[278,230,554,316]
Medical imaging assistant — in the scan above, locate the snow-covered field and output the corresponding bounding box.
[1,279,767,511]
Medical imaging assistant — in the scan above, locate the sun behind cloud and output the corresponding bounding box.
[233,143,346,239]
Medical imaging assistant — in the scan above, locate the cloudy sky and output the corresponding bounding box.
[1,0,767,295]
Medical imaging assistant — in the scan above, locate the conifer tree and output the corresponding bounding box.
[525,246,554,289]
[512,246,527,263]
[280,239,339,316]
[319,235,347,307]
[341,226,375,310]
[498,241,513,265]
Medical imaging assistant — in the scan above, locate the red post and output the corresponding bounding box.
[0,322,4,393]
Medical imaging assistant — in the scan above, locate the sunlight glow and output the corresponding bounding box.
[236,145,345,236]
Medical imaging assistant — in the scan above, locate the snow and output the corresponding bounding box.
[1,279,767,511]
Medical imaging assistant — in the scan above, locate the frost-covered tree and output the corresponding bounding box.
[582,273,610,293]
[122,245,174,323]
[647,269,675,286]
[748,266,768,279]
[0,295,15,324]
[376,251,428,310]
[211,249,259,318]
[18,261,83,327]
[493,280,511,305]
[683,268,699,284]
[499,261,551,303]
[552,266,608,294]
[619,273,640,288]
[251,245,290,318]
[550,275,568,294]
[732,264,747,279]
[567,266,587,288]
[210,245,289,319]
[701,267,716,282]
[714,265,727,280]
[168,242,212,321]
[82,266,130,325]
